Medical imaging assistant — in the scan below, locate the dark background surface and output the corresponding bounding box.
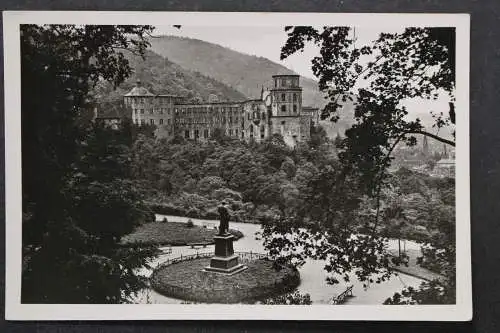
[0,0,498,332]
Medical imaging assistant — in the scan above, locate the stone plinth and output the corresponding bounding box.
[205,234,247,275]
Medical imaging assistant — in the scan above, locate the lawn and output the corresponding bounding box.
[122,221,243,246]
[150,258,300,303]
[389,248,445,282]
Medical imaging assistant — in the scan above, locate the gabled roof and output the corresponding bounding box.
[124,86,154,97]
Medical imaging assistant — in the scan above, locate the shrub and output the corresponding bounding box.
[186,219,194,228]
[162,217,168,223]
[186,207,200,218]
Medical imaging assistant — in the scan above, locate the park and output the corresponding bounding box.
[20,24,456,306]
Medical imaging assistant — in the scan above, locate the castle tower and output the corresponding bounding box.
[269,75,303,146]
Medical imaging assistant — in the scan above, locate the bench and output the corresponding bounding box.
[330,285,354,305]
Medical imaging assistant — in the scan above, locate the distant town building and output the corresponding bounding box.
[116,75,319,147]
[434,158,455,178]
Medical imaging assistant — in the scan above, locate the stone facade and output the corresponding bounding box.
[120,75,319,147]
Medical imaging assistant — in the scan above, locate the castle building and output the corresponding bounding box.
[121,75,319,147]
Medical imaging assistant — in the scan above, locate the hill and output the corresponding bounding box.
[148,35,326,107]
[93,50,247,104]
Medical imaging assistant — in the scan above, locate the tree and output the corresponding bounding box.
[261,291,312,305]
[281,26,455,192]
[309,123,329,148]
[21,24,158,303]
[281,27,455,145]
[260,26,457,304]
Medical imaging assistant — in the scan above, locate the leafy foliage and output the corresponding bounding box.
[21,24,160,303]
[276,26,456,304]
[261,290,312,305]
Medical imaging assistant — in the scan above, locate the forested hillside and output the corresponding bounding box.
[148,35,326,107]
[93,50,247,105]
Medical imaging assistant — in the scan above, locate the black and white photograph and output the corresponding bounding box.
[4,12,471,321]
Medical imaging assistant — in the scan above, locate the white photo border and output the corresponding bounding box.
[3,11,471,321]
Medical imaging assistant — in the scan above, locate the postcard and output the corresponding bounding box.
[4,11,471,321]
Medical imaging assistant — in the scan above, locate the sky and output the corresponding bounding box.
[153,25,393,80]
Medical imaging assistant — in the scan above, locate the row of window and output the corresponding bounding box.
[134,118,172,125]
[184,128,241,139]
[176,106,241,114]
[247,112,267,121]
[274,78,299,88]
[279,93,299,102]
[134,108,172,115]
[182,127,268,140]
[176,115,240,125]
[280,105,299,113]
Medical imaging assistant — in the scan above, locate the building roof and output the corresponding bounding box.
[272,74,300,78]
[124,86,154,97]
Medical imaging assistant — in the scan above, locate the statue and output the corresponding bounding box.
[217,201,230,235]
[205,200,246,274]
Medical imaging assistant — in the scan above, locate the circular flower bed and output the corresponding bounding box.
[150,255,300,304]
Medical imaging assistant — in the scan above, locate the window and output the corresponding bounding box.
[159,119,164,125]
[253,111,257,119]
[281,93,286,102]
[235,129,239,136]
[140,109,144,114]
[185,130,190,139]
[141,119,145,125]
[293,105,297,113]
[167,119,171,125]
[281,105,287,112]
[293,93,297,102]
[204,129,209,138]
[247,113,251,120]
[195,130,199,138]
[160,108,164,114]
[281,121,286,125]
[249,124,254,137]
[281,78,286,87]
[261,112,266,120]
[229,129,233,136]
[150,119,155,125]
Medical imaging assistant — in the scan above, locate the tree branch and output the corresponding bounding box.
[410,130,455,147]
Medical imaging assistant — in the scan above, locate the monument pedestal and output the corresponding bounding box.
[204,234,247,275]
